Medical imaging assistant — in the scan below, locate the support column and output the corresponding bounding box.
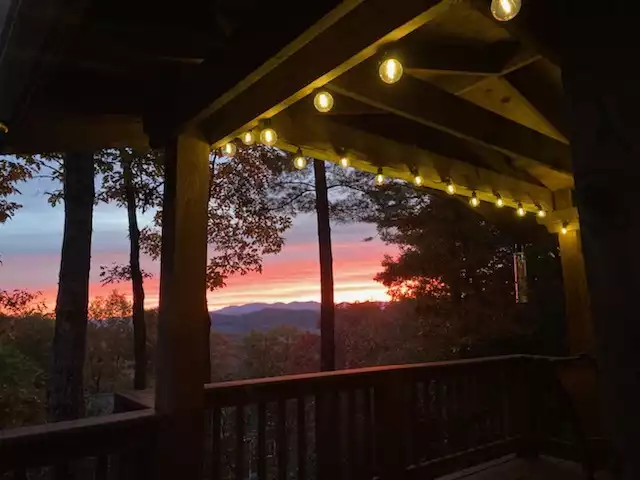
[155,131,210,480]
[558,228,594,354]
[563,6,640,477]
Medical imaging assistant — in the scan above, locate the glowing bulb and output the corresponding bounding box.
[379,58,403,84]
[469,191,480,207]
[339,156,350,168]
[241,131,256,146]
[293,151,307,170]
[413,174,423,186]
[446,181,456,195]
[313,91,334,113]
[495,195,504,208]
[222,142,237,157]
[537,206,547,218]
[491,0,521,21]
[260,127,278,146]
[375,168,385,186]
[561,224,568,235]
[516,203,526,217]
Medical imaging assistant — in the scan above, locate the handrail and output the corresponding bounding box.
[0,410,157,472]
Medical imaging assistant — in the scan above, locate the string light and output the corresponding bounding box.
[561,223,568,235]
[0,122,7,134]
[495,194,504,208]
[293,149,307,170]
[379,57,403,84]
[241,131,256,146]
[375,168,385,186]
[339,156,350,168]
[222,142,237,157]
[469,191,480,207]
[313,91,334,113]
[516,202,526,217]
[413,174,423,187]
[446,180,456,195]
[259,122,278,146]
[537,205,547,218]
[491,0,521,21]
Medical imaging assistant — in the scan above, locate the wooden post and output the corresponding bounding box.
[558,228,594,354]
[313,159,336,372]
[563,7,640,476]
[155,131,210,480]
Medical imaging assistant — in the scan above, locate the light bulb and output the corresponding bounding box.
[469,191,480,207]
[495,195,504,208]
[293,151,307,170]
[537,206,547,218]
[413,174,423,186]
[222,142,237,157]
[375,168,385,186]
[379,58,403,84]
[516,203,526,217]
[241,131,256,146]
[561,224,568,235]
[446,181,456,195]
[313,91,334,113]
[491,0,521,21]
[339,156,350,168]
[260,127,278,146]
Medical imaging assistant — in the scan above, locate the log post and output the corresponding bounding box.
[154,131,210,480]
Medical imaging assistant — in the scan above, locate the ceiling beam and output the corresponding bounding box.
[405,40,538,77]
[327,61,572,175]
[271,109,553,211]
[199,0,456,147]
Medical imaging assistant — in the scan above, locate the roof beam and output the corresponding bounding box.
[200,0,456,147]
[327,61,572,174]
[405,40,539,77]
[271,109,553,211]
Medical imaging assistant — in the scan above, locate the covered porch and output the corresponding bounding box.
[0,0,634,478]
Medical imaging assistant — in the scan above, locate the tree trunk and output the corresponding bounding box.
[49,152,95,421]
[313,159,335,372]
[123,156,147,390]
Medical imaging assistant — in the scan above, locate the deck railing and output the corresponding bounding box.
[0,355,577,480]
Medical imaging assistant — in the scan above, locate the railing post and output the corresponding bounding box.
[374,371,407,480]
[516,357,544,459]
[316,392,340,480]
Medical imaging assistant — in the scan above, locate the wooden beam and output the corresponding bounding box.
[155,131,210,480]
[271,110,553,211]
[405,40,538,77]
[327,61,572,174]
[201,0,455,147]
[3,114,149,154]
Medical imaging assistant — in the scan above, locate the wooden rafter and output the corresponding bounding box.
[327,61,572,174]
[271,109,553,211]
[201,0,457,147]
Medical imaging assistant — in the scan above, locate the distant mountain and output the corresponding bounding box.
[210,304,320,336]
[214,301,320,316]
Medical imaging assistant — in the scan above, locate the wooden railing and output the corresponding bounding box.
[203,355,546,480]
[0,410,157,479]
[0,355,577,480]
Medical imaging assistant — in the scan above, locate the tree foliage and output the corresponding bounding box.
[0,156,41,223]
[142,145,293,290]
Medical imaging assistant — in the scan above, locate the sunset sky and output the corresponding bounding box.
[1,175,394,311]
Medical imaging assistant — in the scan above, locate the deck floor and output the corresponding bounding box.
[440,455,612,480]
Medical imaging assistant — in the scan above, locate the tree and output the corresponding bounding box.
[0,155,40,224]
[368,183,563,358]
[98,148,161,390]
[49,152,95,421]
[142,145,293,381]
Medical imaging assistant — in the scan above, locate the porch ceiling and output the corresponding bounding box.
[1,0,573,219]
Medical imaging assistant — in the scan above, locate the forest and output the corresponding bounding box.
[0,145,566,429]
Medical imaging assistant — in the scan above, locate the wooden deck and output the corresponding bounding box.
[441,455,611,480]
